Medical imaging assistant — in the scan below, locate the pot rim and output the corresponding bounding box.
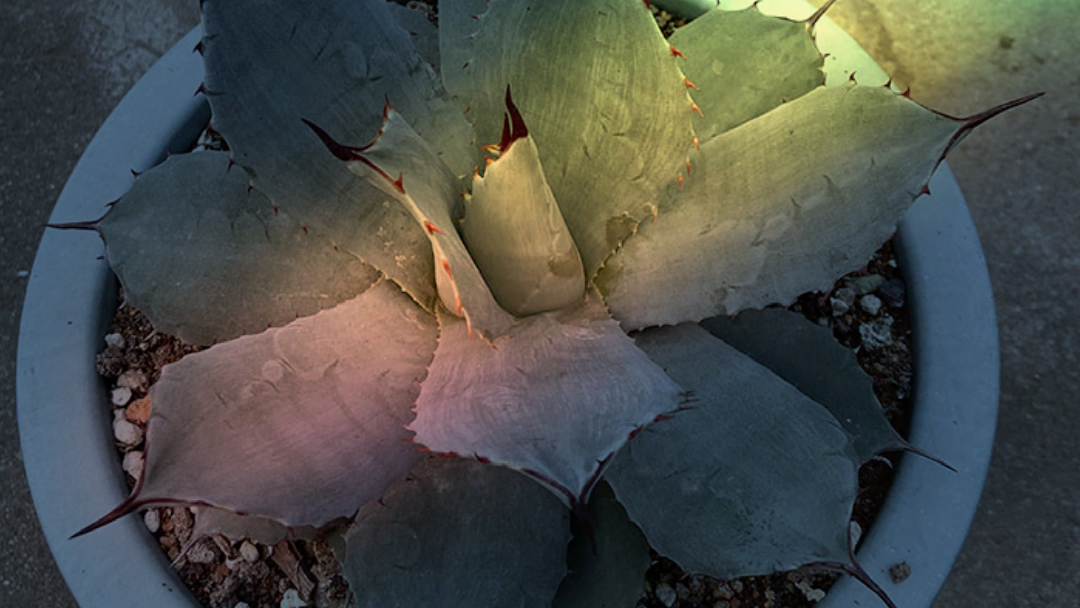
[17,21,997,608]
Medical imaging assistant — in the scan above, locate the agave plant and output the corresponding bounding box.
[61,0,1036,605]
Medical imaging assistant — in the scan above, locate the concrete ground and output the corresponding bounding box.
[1,0,1076,606]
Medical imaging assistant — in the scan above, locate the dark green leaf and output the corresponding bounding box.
[607,323,858,579]
[342,457,571,608]
[99,152,379,345]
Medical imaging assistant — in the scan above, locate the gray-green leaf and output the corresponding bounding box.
[98,152,380,346]
[607,323,858,580]
[201,0,475,309]
[701,307,911,462]
[313,107,516,339]
[553,481,652,608]
[341,457,570,608]
[668,5,824,143]
[597,84,960,330]
[462,115,585,317]
[440,0,695,277]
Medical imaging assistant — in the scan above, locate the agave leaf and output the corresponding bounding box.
[201,0,475,309]
[701,308,911,463]
[307,107,515,339]
[341,457,570,608]
[649,0,718,19]
[668,5,824,143]
[386,3,439,71]
[409,292,685,508]
[461,92,585,317]
[189,505,313,546]
[439,0,695,277]
[80,280,438,533]
[97,152,379,346]
[606,323,858,580]
[597,84,961,330]
[553,481,652,608]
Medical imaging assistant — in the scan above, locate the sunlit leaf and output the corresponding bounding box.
[461,95,585,316]
[597,85,960,329]
[669,5,824,143]
[440,0,695,277]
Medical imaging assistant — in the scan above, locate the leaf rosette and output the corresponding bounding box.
[68,0,1036,604]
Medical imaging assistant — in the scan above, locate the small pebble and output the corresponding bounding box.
[122,450,145,480]
[104,333,125,349]
[234,604,251,608]
[845,274,886,295]
[113,410,144,447]
[111,387,132,407]
[796,580,826,602]
[859,316,894,350]
[830,298,850,316]
[187,539,218,564]
[877,278,906,308]
[16,270,29,278]
[125,396,152,424]
[654,583,677,607]
[240,540,260,563]
[850,521,864,547]
[829,287,856,316]
[225,556,244,571]
[280,589,308,608]
[890,561,912,583]
[859,294,883,315]
[117,370,148,391]
[144,509,160,533]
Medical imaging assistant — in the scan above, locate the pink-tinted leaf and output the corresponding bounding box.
[79,280,438,533]
[409,293,684,507]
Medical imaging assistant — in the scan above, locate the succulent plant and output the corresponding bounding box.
[61,0,1037,605]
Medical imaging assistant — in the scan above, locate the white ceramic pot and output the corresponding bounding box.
[17,18,997,608]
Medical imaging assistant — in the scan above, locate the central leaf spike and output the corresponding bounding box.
[461,87,586,317]
[498,85,529,153]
